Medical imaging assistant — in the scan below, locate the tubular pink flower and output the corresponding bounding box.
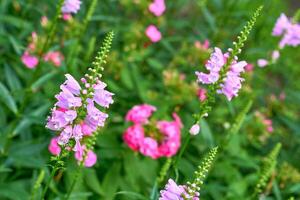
[149,0,166,17]
[93,82,114,108]
[145,25,162,43]
[61,0,81,14]
[197,87,207,102]
[55,86,82,109]
[189,124,200,135]
[257,59,269,67]
[48,137,61,155]
[84,150,97,167]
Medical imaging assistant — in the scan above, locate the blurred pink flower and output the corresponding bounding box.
[245,63,254,72]
[272,13,290,36]
[194,39,210,50]
[149,0,166,17]
[43,51,64,67]
[257,59,268,67]
[123,124,145,151]
[48,137,61,155]
[197,87,207,102]
[63,13,72,21]
[271,50,280,61]
[139,137,159,159]
[84,150,97,167]
[41,16,48,26]
[21,52,39,69]
[145,25,162,43]
[125,104,156,124]
[61,0,81,14]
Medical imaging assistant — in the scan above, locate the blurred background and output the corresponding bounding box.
[0,0,300,199]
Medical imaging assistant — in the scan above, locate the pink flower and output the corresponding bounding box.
[61,0,81,14]
[149,0,166,17]
[63,13,72,21]
[57,125,73,145]
[62,74,81,95]
[257,59,269,67]
[139,137,159,159]
[21,52,39,69]
[84,150,97,167]
[195,47,226,84]
[85,100,108,130]
[55,86,82,109]
[194,39,210,50]
[272,50,280,61]
[159,179,186,200]
[48,137,61,155]
[279,24,300,48]
[43,51,64,67]
[123,124,145,151]
[197,88,207,102]
[93,82,114,108]
[189,124,200,135]
[245,63,254,72]
[145,25,162,43]
[272,13,290,36]
[46,109,77,131]
[218,61,247,101]
[125,104,156,124]
[41,16,48,26]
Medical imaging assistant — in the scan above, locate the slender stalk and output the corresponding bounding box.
[41,167,58,200]
[64,165,83,200]
[30,169,45,200]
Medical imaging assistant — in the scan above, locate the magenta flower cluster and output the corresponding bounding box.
[195,47,247,101]
[272,13,300,48]
[47,73,114,167]
[159,179,199,200]
[123,104,182,159]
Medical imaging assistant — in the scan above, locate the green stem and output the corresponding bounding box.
[64,165,83,200]
[30,169,45,200]
[41,167,58,200]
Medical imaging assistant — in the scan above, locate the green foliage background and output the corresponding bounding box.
[0,0,299,199]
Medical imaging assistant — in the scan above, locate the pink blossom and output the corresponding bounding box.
[62,74,81,95]
[145,25,162,43]
[85,100,108,130]
[46,109,77,131]
[272,13,290,36]
[48,137,61,155]
[139,137,159,159]
[197,87,207,102]
[57,125,73,145]
[272,50,280,61]
[125,104,156,124]
[21,52,39,69]
[218,61,247,101]
[195,47,225,84]
[245,63,254,72]
[55,86,82,109]
[93,82,114,108]
[194,39,210,50]
[43,51,64,67]
[189,124,200,135]
[149,0,166,17]
[279,24,300,48]
[159,179,186,200]
[257,59,269,67]
[123,124,145,151]
[63,13,72,21]
[61,0,81,14]
[84,150,97,167]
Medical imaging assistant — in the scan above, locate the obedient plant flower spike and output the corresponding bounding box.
[253,143,281,199]
[92,31,114,75]
[183,147,218,199]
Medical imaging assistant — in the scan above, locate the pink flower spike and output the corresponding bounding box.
[257,59,269,67]
[148,0,166,17]
[48,137,61,155]
[145,25,162,43]
[21,52,39,69]
[84,150,97,167]
[189,124,200,135]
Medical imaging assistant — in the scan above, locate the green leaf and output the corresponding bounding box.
[115,191,148,200]
[0,82,18,114]
[101,163,121,200]
[4,64,21,92]
[31,71,58,92]
[83,168,104,196]
[200,119,215,147]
